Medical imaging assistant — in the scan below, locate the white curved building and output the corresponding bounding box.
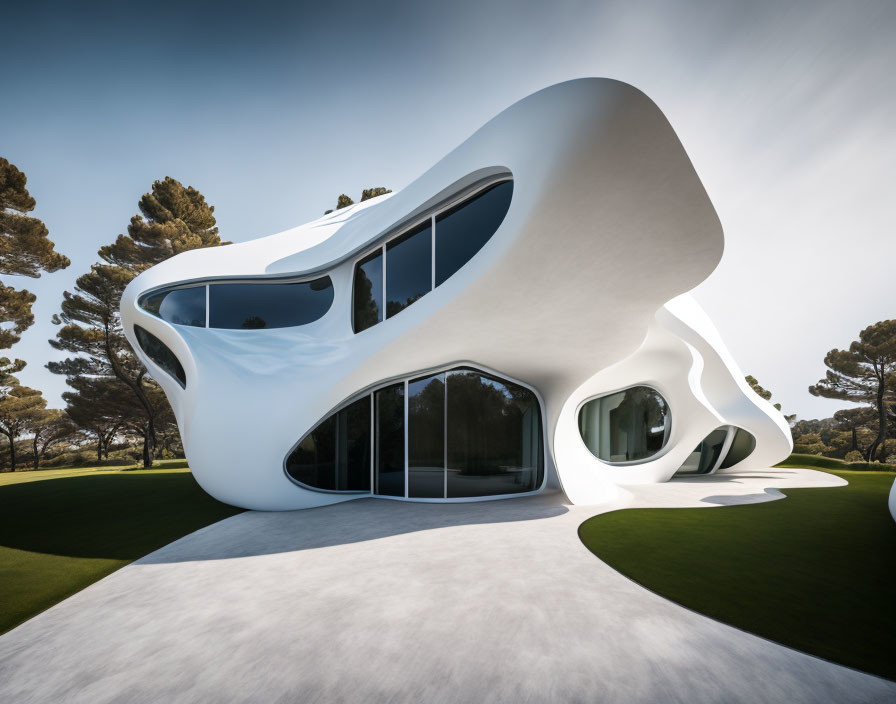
[120,78,793,511]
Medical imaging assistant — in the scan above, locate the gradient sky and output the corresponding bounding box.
[1,0,894,419]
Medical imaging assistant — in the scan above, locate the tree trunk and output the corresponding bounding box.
[851,427,858,452]
[9,435,16,472]
[142,432,152,468]
[96,440,102,463]
[33,435,39,471]
[868,382,887,462]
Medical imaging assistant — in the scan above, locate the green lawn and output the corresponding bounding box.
[578,468,896,681]
[0,464,243,635]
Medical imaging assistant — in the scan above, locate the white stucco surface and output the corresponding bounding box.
[120,78,793,511]
[1,466,892,703]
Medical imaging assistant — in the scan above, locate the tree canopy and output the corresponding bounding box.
[809,320,896,461]
[0,157,70,349]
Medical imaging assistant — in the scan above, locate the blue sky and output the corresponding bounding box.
[1,0,894,419]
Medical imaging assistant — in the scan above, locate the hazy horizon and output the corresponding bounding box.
[1,0,894,420]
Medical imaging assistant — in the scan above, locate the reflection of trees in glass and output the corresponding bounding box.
[385,293,423,318]
[241,316,266,329]
[447,370,539,477]
[352,256,381,332]
[353,269,376,329]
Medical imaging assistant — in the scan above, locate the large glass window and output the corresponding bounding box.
[285,396,371,491]
[284,365,543,499]
[138,286,206,327]
[436,180,513,286]
[208,277,333,329]
[375,383,405,497]
[446,369,543,498]
[133,325,186,388]
[385,221,432,319]
[578,386,670,464]
[408,373,445,498]
[353,250,383,333]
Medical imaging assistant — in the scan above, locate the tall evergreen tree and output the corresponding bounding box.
[0,157,70,349]
[809,320,896,462]
[49,177,225,467]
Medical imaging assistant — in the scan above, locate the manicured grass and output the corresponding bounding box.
[578,469,896,681]
[777,452,896,473]
[0,465,243,635]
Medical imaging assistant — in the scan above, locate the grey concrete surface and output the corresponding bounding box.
[1,468,894,703]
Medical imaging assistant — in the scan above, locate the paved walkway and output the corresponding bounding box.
[1,468,894,703]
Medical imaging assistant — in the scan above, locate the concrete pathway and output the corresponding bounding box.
[1,467,894,703]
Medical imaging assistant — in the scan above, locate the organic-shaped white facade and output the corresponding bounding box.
[120,78,793,510]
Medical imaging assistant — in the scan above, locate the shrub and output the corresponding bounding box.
[844,450,864,463]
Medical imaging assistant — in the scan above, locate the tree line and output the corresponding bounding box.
[0,156,391,471]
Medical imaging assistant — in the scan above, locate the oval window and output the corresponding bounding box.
[578,386,670,464]
[138,286,205,327]
[134,325,186,388]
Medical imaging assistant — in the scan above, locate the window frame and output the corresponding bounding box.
[575,384,674,467]
[137,274,335,331]
[350,174,513,333]
[282,361,547,501]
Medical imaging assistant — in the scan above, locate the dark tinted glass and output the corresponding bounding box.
[385,221,431,318]
[133,325,186,388]
[353,250,383,332]
[446,369,542,498]
[287,414,336,488]
[208,277,333,329]
[435,180,513,286]
[375,383,405,496]
[408,373,445,498]
[138,286,206,327]
[719,427,756,469]
[286,396,371,491]
[578,386,670,463]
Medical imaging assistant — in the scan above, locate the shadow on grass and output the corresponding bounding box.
[0,473,243,560]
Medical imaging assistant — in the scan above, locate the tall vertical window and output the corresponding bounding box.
[446,369,542,498]
[375,383,405,497]
[385,221,432,319]
[578,386,670,464]
[436,180,513,286]
[353,250,383,333]
[408,373,445,498]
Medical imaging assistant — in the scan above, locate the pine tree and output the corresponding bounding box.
[49,177,225,467]
[809,320,896,462]
[0,157,70,349]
